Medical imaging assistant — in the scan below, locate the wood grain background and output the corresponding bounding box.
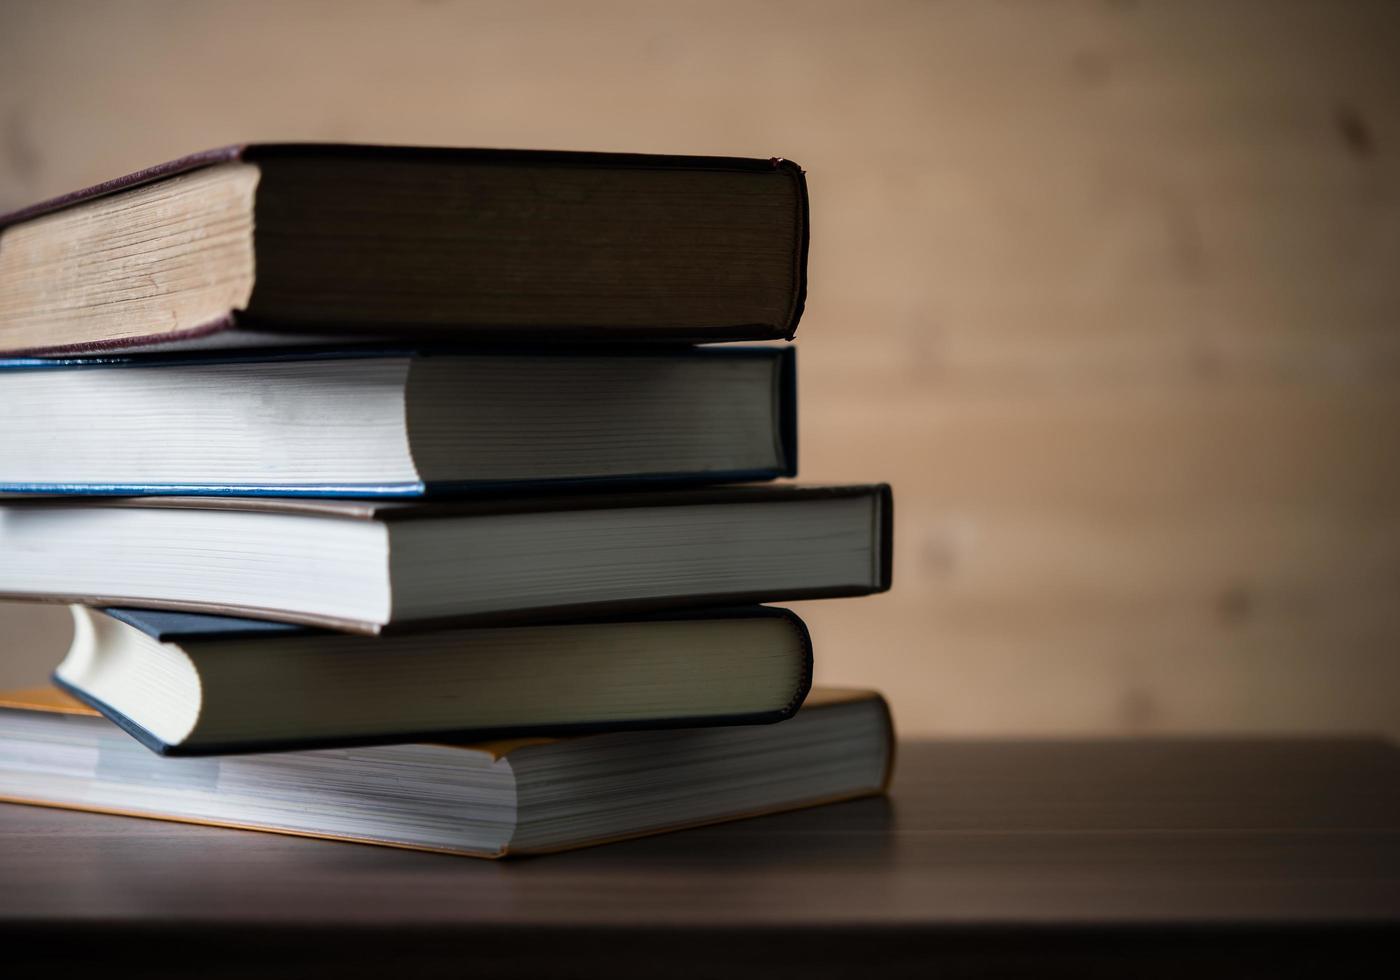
[2,0,1398,736]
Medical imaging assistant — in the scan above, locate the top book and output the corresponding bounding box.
[0,144,809,356]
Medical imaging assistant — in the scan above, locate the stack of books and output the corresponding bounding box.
[0,144,894,858]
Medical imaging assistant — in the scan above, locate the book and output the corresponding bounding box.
[0,484,892,632]
[0,144,808,356]
[0,346,796,495]
[53,605,813,756]
[0,686,891,858]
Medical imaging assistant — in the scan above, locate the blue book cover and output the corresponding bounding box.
[54,605,814,757]
[0,345,797,497]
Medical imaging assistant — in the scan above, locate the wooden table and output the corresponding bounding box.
[2,739,1398,977]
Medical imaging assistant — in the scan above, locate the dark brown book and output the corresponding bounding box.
[0,144,809,355]
[0,483,892,633]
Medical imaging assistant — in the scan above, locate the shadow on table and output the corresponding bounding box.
[527,794,898,870]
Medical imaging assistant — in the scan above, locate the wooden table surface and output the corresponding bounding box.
[3,738,1398,977]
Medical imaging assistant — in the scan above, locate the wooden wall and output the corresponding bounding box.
[2,0,1398,735]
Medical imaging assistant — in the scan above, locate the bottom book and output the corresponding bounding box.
[0,686,893,858]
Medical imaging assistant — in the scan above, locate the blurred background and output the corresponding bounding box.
[2,0,1398,737]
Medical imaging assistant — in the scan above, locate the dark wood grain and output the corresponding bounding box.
[2,738,1398,977]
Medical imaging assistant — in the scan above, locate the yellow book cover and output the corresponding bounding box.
[0,685,893,858]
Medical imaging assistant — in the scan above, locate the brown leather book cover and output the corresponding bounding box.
[0,143,809,355]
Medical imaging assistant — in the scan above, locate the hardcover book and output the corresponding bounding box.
[0,346,796,495]
[0,686,893,858]
[0,144,808,355]
[54,605,813,756]
[0,483,893,632]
